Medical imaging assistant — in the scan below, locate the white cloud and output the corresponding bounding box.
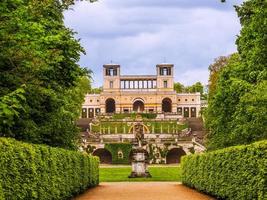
[64,0,242,87]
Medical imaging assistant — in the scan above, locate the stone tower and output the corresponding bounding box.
[103,64,121,92]
[156,63,174,92]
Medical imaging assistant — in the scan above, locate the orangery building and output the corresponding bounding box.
[81,63,201,118]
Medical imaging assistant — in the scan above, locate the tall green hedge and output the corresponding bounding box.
[105,143,132,164]
[181,140,267,200]
[0,137,99,200]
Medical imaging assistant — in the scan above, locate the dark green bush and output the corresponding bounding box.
[105,143,132,164]
[0,137,99,200]
[0,182,3,200]
[141,113,157,119]
[181,140,267,200]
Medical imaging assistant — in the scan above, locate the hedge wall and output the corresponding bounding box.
[105,143,132,164]
[0,137,99,200]
[181,140,267,200]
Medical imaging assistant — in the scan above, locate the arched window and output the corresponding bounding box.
[133,100,145,112]
[162,98,172,112]
[105,98,116,113]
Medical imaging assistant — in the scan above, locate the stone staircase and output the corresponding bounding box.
[187,118,206,151]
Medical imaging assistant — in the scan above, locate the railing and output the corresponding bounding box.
[90,120,188,135]
[96,112,183,116]
[192,137,206,151]
[85,133,193,144]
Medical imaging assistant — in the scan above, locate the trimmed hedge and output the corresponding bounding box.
[0,137,99,200]
[105,143,132,164]
[181,140,267,200]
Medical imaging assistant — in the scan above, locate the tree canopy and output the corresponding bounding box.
[89,87,103,94]
[0,0,92,149]
[208,55,232,99]
[205,0,267,150]
[174,82,206,99]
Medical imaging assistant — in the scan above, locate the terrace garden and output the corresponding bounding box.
[91,119,188,134]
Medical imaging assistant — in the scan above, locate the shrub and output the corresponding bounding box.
[105,143,132,164]
[0,137,99,200]
[0,182,3,200]
[181,140,267,200]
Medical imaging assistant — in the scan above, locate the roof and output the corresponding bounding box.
[156,63,174,67]
[120,75,157,80]
[103,64,120,68]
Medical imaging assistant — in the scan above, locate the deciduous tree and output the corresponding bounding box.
[0,0,92,149]
[205,0,267,150]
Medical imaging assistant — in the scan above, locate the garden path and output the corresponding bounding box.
[74,182,215,200]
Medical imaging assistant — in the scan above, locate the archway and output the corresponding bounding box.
[162,98,172,113]
[105,98,115,113]
[133,100,145,112]
[92,148,112,164]
[166,148,186,164]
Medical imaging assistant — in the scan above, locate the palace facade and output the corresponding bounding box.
[81,63,201,118]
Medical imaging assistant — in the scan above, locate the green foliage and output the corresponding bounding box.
[174,82,206,99]
[230,81,267,144]
[105,143,132,164]
[174,82,204,94]
[205,54,246,149]
[173,82,184,93]
[0,137,99,200]
[205,0,267,150]
[91,120,188,134]
[186,82,204,94]
[0,87,26,135]
[148,144,169,164]
[181,140,267,200]
[89,87,103,94]
[235,0,267,84]
[0,0,92,149]
[0,182,3,200]
[208,55,232,99]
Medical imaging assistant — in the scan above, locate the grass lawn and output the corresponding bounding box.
[100,165,181,182]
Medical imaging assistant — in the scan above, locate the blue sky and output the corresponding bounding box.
[64,0,243,87]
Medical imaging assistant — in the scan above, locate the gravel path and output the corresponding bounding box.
[74,182,215,200]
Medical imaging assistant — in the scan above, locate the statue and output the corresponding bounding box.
[133,122,144,147]
[128,115,151,178]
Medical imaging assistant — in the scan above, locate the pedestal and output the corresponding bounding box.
[128,148,151,178]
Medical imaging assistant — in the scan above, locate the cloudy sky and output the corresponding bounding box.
[64,0,243,87]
